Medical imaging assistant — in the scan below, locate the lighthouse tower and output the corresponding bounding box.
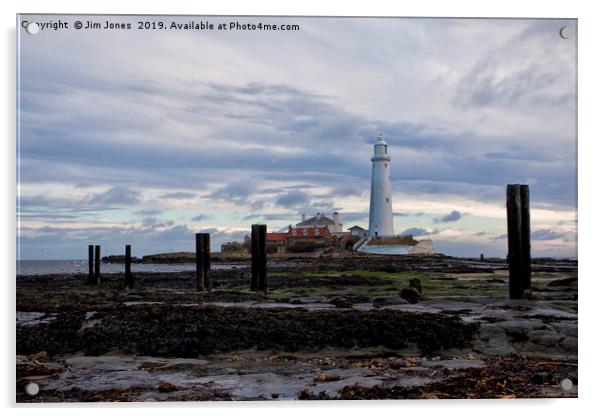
[368,133,394,237]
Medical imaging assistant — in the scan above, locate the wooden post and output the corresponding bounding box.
[506,184,531,299]
[251,224,267,292]
[519,185,532,291]
[124,244,133,289]
[196,233,211,291]
[202,234,212,290]
[94,245,101,284]
[88,244,94,283]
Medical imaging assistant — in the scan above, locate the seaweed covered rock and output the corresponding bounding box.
[400,287,420,304]
[17,305,478,357]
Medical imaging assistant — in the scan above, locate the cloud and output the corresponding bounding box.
[531,228,564,241]
[16,16,577,258]
[339,212,369,222]
[434,210,463,223]
[18,221,250,258]
[86,186,142,206]
[191,214,211,221]
[454,21,575,110]
[161,192,197,199]
[249,213,298,222]
[400,227,433,237]
[393,212,425,217]
[135,208,164,216]
[275,190,310,208]
[209,180,257,203]
[141,217,174,229]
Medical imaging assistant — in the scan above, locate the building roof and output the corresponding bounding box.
[267,232,288,242]
[296,213,335,227]
[289,227,330,238]
[348,225,367,231]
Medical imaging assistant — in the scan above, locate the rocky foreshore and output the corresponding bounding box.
[16,254,577,401]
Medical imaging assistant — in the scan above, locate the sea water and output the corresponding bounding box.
[16,260,243,276]
[357,244,410,255]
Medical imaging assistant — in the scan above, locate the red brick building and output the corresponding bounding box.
[263,225,332,246]
[267,232,288,245]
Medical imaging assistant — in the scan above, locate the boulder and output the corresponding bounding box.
[409,278,422,294]
[400,287,420,304]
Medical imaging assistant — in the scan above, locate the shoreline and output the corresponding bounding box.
[16,254,577,401]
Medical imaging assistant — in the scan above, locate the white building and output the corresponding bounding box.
[348,225,368,237]
[368,133,394,237]
[296,212,343,234]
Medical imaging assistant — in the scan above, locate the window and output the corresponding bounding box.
[386,197,389,203]
[303,228,308,236]
[385,163,388,168]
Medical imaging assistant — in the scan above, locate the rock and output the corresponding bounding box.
[330,297,353,308]
[531,372,551,385]
[372,296,407,307]
[31,351,47,361]
[523,290,538,300]
[528,330,562,347]
[158,382,178,393]
[559,336,578,352]
[290,296,329,304]
[378,264,399,273]
[548,277,577,286]
[408,240,435,255]
[478,323,516,355]
[551,322,578,338]
[497,319,543,335]
[400,287,420,304]
[102,255,141,263]
[409,278,422,294]
[314,372,342,382]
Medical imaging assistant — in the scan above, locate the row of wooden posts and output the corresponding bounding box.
[193,224,267,292]
[86,184,533,300]
[87,224,269,292]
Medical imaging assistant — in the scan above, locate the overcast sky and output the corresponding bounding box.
[17,15,577,259]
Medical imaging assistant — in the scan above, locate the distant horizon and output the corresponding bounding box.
[17,253,579,262]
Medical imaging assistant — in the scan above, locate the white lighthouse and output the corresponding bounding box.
[368,133,394,237]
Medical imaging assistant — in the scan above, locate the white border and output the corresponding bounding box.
[2,1,600,415]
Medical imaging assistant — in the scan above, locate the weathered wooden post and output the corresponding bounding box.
[196,233,211,291]
[519,185,532,291]
[94,245,101,284]
[124,244,133,289]
[88,244,94,283]
[506,184,532,299]
[251,224,267,292]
